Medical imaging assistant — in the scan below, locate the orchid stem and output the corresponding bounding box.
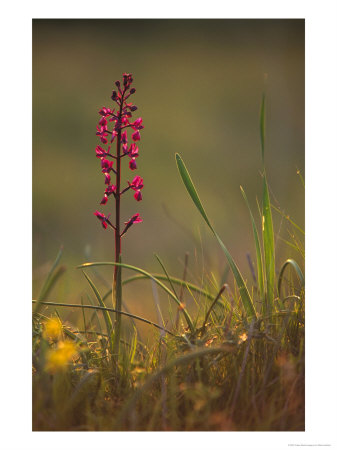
[112,91,124,364]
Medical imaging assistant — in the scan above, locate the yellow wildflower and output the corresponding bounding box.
[45,340,78,373]
[238,332,248,344]
[43,317,63,340]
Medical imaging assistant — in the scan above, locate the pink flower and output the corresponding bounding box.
[106,184,117,195]
[134,190,142,201]
[128,176,143,201]
[129,158,137,170]
[101,158,113,170]
[95,146,107,158]
[121,213,142,236]
[103,172,111,185]
[121,131,128,144]
[129,175,144,190]
[128,144,139,158]
[101,158,114,184]
[125,213,142,226]
[100,184,116,204]
[123,73,133,88]
[132,130,141,141]
[99,117,107,127]
[100,195,108,205]
[96,125,109,144]
[99,107,113,117]
[131,118,143,130]
[101,158,113,171]
[94,211,111,230]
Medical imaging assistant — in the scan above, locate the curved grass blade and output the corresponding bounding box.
[103,274,240,320]
[278,259,305,297]
[32,300,176,336]
[175,153,256,320]
[240,186,264,299]
[81,271,113,354]
[78,262,194,332]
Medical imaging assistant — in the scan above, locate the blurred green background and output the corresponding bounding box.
[33,19,304,328]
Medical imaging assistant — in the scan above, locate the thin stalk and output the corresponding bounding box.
[113,91,125,361]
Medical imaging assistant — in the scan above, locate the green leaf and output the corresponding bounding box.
[175,153,212,229]
[175,153,256,320]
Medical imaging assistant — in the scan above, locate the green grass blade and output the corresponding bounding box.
[34,247,65,313]
[240,186,265,299]
[260,93,265,165]
[278,259,305,297]
[32,300,176,336]
[175,153,256,320]
[86,293,103,335]
[154,254,180,301]
[78,262,194,332]
[81,271,114,354]
[262,174,275,313]
[213,231,257,319]
[103,274,240,320]
[129,327,138,365]
[259,93,275,313]
[271,204,305,235]
[175,153,212,229]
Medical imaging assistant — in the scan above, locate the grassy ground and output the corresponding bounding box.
[33,291,304,431]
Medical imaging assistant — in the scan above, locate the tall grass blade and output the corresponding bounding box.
[260,93,265,165]
[175,153,256,320]
[262,172,275,313]
[129,326,138,365]
[34,246,65,313]
[240,186,264,299]
[260,94,275,313]
[78,262,194,332]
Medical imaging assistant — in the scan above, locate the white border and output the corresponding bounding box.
[1,1,337,449]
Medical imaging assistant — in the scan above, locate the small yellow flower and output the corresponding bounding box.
[238,332,248,344]
[43,317,63,340]
[45,340,78,373]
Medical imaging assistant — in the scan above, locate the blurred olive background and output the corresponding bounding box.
[33,19,304,328]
